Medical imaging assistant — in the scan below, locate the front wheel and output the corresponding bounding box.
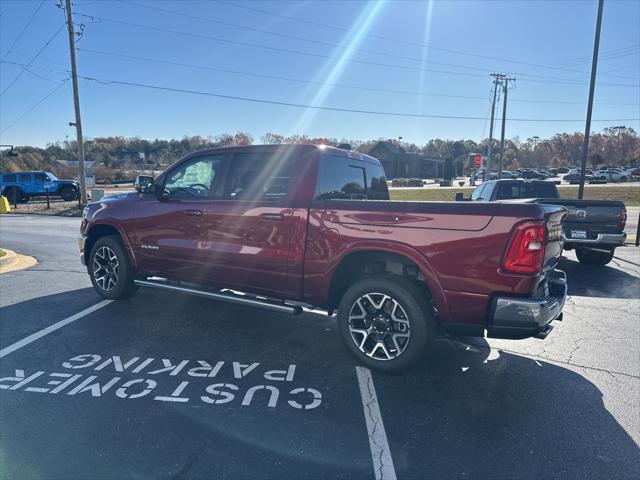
[88,236,138,299]
[576,248,614,266]
[337,276,435,373]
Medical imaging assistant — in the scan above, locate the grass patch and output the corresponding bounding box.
[0,249,5,258]
[390,184,640,206]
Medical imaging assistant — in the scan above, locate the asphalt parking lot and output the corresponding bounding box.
[1,215,639,479]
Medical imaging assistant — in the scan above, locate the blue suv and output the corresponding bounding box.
[0,171,80,203]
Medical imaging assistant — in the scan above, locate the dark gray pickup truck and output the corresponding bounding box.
[457,180,627,265]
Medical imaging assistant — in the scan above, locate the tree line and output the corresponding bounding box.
[1,126,637,181]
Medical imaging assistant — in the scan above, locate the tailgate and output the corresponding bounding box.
[539,199,624,239]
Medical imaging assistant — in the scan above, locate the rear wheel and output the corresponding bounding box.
[337,276,435,373]
[88,236,138,299]
[4,187,25,204]
[576,248,614,266]
[60,186,78,201]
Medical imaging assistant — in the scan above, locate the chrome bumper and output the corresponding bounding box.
[78,235,87,266]
[487,270,567,340]
[563,232,626,247]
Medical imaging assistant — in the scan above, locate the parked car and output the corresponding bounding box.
[594,169,629,182]
[0,171,79,203]
[457,179,627,266]
[79,144,568,372]
[563,173,600,184]
[558,167,570,174]
[500,171,518,179]
[520,169,545,179]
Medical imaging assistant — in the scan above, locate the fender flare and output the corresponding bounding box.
[86,220,138,269]
[327,240,450,322]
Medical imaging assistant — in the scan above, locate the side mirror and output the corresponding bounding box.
[455,192,465,201]
[134,175,154,194]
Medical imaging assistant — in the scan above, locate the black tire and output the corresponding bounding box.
[576,248,614,266]
[88,235,138,300]
[620,176,627,182]
[4,187,25,204]
[60,186,78,202]
[337,275,435,373]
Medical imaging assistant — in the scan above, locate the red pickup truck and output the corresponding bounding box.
[79,145,567,371]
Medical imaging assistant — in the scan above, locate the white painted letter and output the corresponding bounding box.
[188,360,225,378]
[147,359,189,376]
[264,365,296,382]
[116,379,157,399]
[233,362,259,379]
[201,383,238,405]
[288,387,322,410]
[154,381,190,403]
[67,376,121,397]
[241,385,279,408]
[62,354,102,369]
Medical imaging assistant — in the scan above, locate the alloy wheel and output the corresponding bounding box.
[348,293,411,361]
[92,246,119,291]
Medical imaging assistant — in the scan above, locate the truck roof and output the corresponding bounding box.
[181,144,380,163]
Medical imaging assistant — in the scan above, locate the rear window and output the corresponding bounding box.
[315,155,389,200]
[497,182,558,199]
[3,174,16,182]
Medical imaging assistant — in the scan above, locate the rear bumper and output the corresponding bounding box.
[487,269,567,340]
[563,232,626,248]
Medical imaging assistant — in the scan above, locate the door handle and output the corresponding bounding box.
[184,209,203,217]
[260,213,284,221]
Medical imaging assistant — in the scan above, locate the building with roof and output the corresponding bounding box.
[368,141,446,179]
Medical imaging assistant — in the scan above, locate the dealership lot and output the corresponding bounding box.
[1,215,639,479]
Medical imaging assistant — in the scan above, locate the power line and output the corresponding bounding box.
[554,44,640,67]
[73,12,639,88]
[1,0,47,62]
[0,79,69,135]
[73,73,639,123]
[120,0,637,82]
[212,0,639,80]
[75,48,640,107]
[0,22,66,97]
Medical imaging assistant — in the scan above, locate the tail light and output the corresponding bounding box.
[502,221,546,274]
[619,207,627,230]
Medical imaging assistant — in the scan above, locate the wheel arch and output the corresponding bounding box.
[85,221,137,268]
[327,244,449,322]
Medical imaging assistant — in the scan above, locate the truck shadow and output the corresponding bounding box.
[558,256,639,299]
[373,337,640,479]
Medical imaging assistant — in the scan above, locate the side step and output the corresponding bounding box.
[134,279,302,315]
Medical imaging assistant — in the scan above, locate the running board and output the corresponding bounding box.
[134,280,302,315]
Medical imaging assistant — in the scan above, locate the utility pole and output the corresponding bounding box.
[498,77,515,177]
[485,73,503,182]
[64,0,86,204]
[578,0,604,200]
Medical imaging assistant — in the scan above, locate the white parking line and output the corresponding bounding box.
[356,366,397,480]
[0,300,113,359]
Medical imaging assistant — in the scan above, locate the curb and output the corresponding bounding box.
[0,248,37,274]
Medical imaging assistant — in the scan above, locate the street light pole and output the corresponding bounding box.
[64,0,87,205]
[578,0,604,200]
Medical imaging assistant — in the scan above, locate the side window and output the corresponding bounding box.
[223,151,294,201]
[19,174,31,182]
[470,184,486,201]
[163,155,223,199]
[497,184,518,199]
[479,183,494,200]
[316,158,365,200]
[3,174,17,183]
[35,173,48,182]
[364,162,390,200]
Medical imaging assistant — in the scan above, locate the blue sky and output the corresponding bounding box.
[1,0,638,147]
